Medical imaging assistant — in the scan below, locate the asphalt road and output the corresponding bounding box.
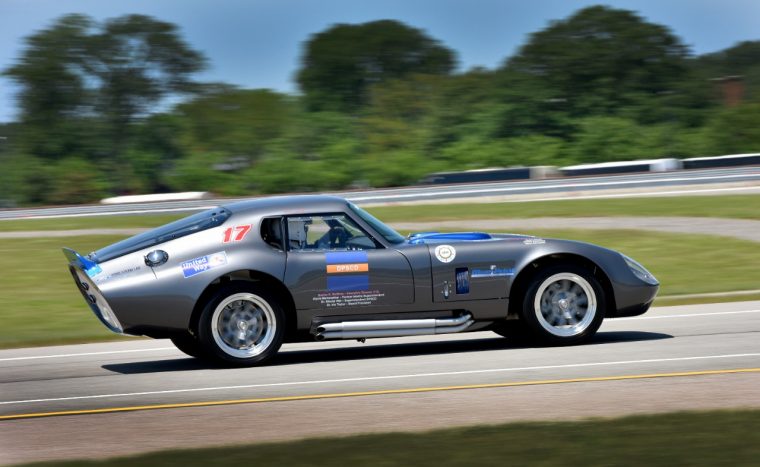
[2,166,759,219]
[1,300,759,464]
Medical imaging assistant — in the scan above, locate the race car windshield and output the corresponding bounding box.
[348,203,405,244]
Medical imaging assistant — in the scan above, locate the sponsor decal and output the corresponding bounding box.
[313,290,385,308]
[327,275,370,292]
[326,263,369,274]
[222,224,252,243]
[523,238,546,245]
[85,264,103,278]
[455,267,469,294]
[434,244,456,263]
[181,251,228,278]
[324,251,369,292]
[471,265,515,278]
[94,266,143,284]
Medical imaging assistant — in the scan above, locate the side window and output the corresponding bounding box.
[286,214,378,251]
[260,217,284,250]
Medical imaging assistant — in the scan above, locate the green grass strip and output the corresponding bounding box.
[24,409,760,466]
[369,194,760,222]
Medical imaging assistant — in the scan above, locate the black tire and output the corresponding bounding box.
[170,332,206,358]
[492,320,533,345]
[519,264,606,345]
[197,282,285,366]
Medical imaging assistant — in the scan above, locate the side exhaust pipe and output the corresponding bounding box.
[315,314,473,341]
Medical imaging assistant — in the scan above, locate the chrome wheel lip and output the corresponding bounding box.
[211,293,277,359]
[533,272,597,338]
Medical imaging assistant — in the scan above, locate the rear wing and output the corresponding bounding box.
[62,248,102,278]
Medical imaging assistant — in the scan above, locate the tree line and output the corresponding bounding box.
[1,5,759,206]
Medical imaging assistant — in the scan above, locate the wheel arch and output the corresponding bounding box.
[508,253,616,318]
[189,270,297,340]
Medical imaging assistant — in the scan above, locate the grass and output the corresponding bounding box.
[0,235,136,348]
[1,194,760,232]
[369,194,760,222]
[1,228,759,349]
[24,409,760,466]
[0,213,185,232]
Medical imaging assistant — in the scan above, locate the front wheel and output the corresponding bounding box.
[197,282,285,366]
[519,265,606,345]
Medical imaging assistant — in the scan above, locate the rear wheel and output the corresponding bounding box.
[492,320,532,344]
[170,332,205,358]
[519,265,605,345]
[197,282,285,366]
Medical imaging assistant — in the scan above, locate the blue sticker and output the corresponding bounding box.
[327,275,370,292]
[85,264,103,278]
[455,267,469,294]
[325,251,368,264]
[181,251,228,278]
[471,267,515,278]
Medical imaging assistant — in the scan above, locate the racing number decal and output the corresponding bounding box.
[222,224,252,243]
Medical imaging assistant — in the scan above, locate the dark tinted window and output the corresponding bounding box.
[91,208,231,262]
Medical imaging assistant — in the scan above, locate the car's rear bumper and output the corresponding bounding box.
[64,248,124,334]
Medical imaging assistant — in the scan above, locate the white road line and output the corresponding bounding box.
[611,309,760,321]
[0,347,175,363]
[1,309,759,363]
[2,353,759,406]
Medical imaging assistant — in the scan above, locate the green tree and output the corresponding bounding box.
[562,116,674,162]
[707,103,760,154]
[297,20,456,113]
[694,41,760,99]
[3,15,93,159]
[4,13,206,193]
[505,6,689,118]
[176,88,293,160]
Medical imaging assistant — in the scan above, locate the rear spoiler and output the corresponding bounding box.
[62,248,102,278]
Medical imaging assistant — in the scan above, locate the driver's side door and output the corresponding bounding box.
[283,212,414,313]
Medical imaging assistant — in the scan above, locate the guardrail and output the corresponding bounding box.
[419,154,759,185]
[100,192,211,205]
[683,153,760,169]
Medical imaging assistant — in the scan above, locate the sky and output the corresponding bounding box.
[1,0,759,122]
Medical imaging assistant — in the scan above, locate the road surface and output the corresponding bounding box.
[1,300,759,464]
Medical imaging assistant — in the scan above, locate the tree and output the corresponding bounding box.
[176,88,293,160]
[707,103,760,154]
[86,14,206,159]
[504,6,689,118]
[3,15,93,159]
[693,41,760,100]
[4,14,206,186]
[297,20,456,113]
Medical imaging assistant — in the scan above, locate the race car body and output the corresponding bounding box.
[64,195,659,365]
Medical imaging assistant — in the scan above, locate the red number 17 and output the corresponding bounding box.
[222,224,252,243]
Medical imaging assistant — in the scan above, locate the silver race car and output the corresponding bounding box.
[64,195,659,366]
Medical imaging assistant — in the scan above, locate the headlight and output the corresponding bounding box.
[622,254,658,285]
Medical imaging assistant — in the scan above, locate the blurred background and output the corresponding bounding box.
[0,0,758,207]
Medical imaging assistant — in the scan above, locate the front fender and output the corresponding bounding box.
[510,238,658,313]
